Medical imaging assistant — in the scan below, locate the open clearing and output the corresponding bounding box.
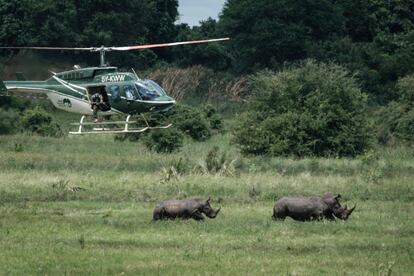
[0,130,413,275]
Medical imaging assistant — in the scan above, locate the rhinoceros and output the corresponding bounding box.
[153,197,221,221]
[272,193,356,221]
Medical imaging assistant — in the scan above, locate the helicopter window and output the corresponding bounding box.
[123,85,139,100]
[135,81,165,100]
[110,85,120,101]
[145,80,167,96]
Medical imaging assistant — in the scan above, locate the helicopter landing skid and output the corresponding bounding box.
[69,114,172,135]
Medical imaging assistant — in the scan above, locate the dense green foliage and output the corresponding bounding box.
[21,106,63,137]
[113,104,219,150]
[0,0,179,67]
[218,0,343,72]
[376,74,414,144]
[143,127,183,153]
[216,0,414,102]
[202,104,223,131]
[233,61,371,157]
[0,108,20,134]
[165,104,212,141]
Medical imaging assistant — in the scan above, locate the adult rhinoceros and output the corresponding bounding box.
[153,197,221,221]
[272,193,356,221]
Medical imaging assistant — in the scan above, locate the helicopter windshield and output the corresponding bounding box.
[135,81,166,100]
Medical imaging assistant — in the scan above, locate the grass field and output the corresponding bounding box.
[0,116,413,275]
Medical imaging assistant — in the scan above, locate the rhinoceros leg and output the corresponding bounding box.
[324,213,335,220]
[191,210,205,221]
[153,207,163,221]
[272,209,286,220]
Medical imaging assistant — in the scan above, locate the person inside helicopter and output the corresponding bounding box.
[89,86,111,122]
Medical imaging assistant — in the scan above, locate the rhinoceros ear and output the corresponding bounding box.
[206,197,211,203]
[335,194,342,201]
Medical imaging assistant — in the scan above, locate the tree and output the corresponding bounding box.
[0,0,180,68]
[233,60,371,157]
[171,18,231,70]
[218,0,344,73]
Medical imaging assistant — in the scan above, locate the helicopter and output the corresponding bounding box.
[0,38,229,134]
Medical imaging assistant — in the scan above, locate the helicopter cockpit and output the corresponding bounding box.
[135,80,167,100]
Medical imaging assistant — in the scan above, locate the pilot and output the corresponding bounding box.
[91,92,103,122]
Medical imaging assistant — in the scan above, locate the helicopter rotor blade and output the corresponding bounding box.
[0,38,229,53]
[111,37,230,51]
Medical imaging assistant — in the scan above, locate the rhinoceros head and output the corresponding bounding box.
[335,204,356,220]
[322,193,352,219]
[322,193,342,210]
[201,197,221,218]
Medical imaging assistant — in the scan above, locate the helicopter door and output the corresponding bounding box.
[87,85,111,112]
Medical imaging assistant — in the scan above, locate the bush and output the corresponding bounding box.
[233,60,371,157]
[115,104,216,144]
[376,75,414,145]
[376,103,414,145]
[395,74,414,103]
[21,106,63,137]
[165,104,211,141]
[0,108,21,135]
[203,104,223,130]
[143,128,183,153]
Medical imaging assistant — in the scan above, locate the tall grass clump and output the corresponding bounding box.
[147,65,250,103]
[193,146,237,176]
[233,60,371,157]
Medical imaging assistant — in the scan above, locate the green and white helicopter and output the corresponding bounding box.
[0,38,229,134]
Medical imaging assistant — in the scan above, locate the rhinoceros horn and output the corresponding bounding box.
[213,207,221,217]
[206,207,221,218]
[342,204,356,219]
[207,196,211,203]
[347,204,356,215]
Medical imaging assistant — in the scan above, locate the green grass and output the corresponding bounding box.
[0,120,413,274]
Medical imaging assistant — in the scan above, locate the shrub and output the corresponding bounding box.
[143,128,183,153]
[165,104,211,141]
[193,146,237,175]
[115,105,214,143]
[21,106,63,137]
[203,104,223,130]
[376,103,414,145]
[203,104,217,118]
[233,60,371,157]
[0,108,21,135]
[376,75,414,145]
[395,74,414,103]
